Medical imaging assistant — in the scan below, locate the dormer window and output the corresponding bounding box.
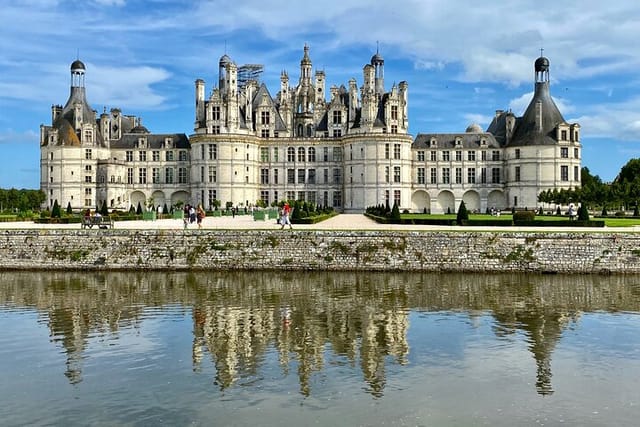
[165,138,173,149]
[455,137,462,146]
[430,138,437,147]
[138,137,147,148]
[480,138,487,146]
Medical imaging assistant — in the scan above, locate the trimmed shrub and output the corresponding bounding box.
[456,201,469,225]
[513,210,535,222]
[578,204,590,221]
[51,200,61,218]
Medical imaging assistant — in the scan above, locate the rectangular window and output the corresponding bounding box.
[323,147,329,162]
[139,168,147,184]
[492,150,500,161]
[85,149,92,160]
[417,151,425,162]
[561,165,569,181]
[212,125,220,134]
[298,147,306,162]
[491,168,500,184]
[323,169,329,184]
[430,168,437,184]
[200,166,205,183]
[84,175,92,183]
[561,130,567,140]
[126,151,133,162]
[261,110,270,125]
[442,168,450,184]
[333,147,343,162]
[394,190,401,206]
[165,168,174,184]
[574,148,579,159]
[260,147,269,162]
[127,168,134,184]
[152,151,160,161]
[481,168,487,184]
[260,190,269,206]
[209,190,217,207]
[298,169,306,184]
[394,144,401,160]
[208,166,216,183]
[208,144,217,160]
[468,151,476,161]
[333,191,342,208]
[417,167,425,184]
[391,105,398,120]
[287,169,295,184]
[273,169,278,184]
[152,168,160,184]
[286,191,295,200]
[212,106,220,120]
[307,191,316,205]
[308,169,316,184]
[297,191,306,201]
[394,166,401,183]
[385,144,390,160]
[333,129,342,138]
[515,166,521,182]
[332,110,342,124]
[333,168,342,184]
[515,149,520,159]
[467,168,476,184]
[442,151,450,161]
[430,151,437,161]
[455,151,462,161]
[166,151,174,161]
[84,188,92,196]
[178,167,188,184]
[385,166,390,183]
[200,145,205,160]
[139,151,147,162]
[391,125,398,134]
[574,165,579,181]
[85,165,92,172]
[481,150,487,161]
[179,151,188,161]
[261,168,269,184]
[455,167,462,184]
[261,129,269,138]
[561,147,568,158]
[308,147,316,162]
[273,147,279,161]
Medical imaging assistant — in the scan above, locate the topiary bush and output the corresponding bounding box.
[456,201,469,225]
[513,210,536,222]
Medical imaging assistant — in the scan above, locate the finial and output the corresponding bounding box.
[540,47,544,57]
[376,41,379,54]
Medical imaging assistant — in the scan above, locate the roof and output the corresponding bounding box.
[413,132,501,149]
[110,133,190,149]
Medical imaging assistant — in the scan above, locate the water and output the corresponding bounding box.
[0,271,639,426]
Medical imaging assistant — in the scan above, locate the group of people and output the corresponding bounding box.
[183,204,206,229]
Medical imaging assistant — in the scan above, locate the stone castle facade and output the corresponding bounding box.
[40,46,581,213]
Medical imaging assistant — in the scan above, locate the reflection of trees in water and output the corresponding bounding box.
[1,271,638,396]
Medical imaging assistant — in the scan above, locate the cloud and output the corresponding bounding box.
[0,129,39,145]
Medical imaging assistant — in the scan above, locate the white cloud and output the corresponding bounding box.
[0,129,39,145]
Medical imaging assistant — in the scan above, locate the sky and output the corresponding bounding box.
[2,0,640,189]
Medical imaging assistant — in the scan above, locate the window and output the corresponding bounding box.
[208,144,217,160]
[139,151,147,162]
[298,169,305,184]
[127,168,134,184]
[391,125,398,134]
[85,149,92,160]
[138,168,147,184]
[394,144,401,160]
[515,166,521,182]
[394,166,401,183]
[273,169,278,184]
[333,168,342,184]
[85,199,92,207]
[332,129,342,138]
[298,147,306,162]
[333,191,342,208]
[467,168,476,184]
[260,191,269,206]
[212,125,220,134]
[209,189,217,207]
[455,167,462,184]
[561,130,567,140]
[430,151,437,162]
[385,144,390,160]
[261,129,269,138]
[323,169,329,184]
[333,147,343,162]
[152,168,160,184]
[308,169,316,184]
[385,166,390,183]
[574,148,579,159]
[166,151,174,161]
[492,151,500,161]
[273,147,279,161]
[491,168,500,184]
[260,147,269,162]
[561,165,569,181]
[417,151,425,162]
[200,166,205,182]
[307,191,316,204]
[84,188,92,196]
[442,168,450,184]
[261,111,270,125]
[83,129,92,142]
[391,105,398,120]
[287,147,295,162]
[481,150,487,161]
[85,165,92,172]
[574,165,579,181]
[417,167,425,184]
[287,169,295,184]
[561,147,568,158]
[468,151,476,161]
[153,151,160,161]
[212,106,220,120]
[308,147,316,162]
[515,149,520,159]
[442,151,450,161]
[179,151,188,161]
[126,151,133,162]
[261,169,269,184]
[332,110,342,124]
[394,190,401,206]
[481,168,487,184]
[455,151,462,161]
[177,167,188,184]
[165,168,174,184]
[200,145,205,159]
[323,147,329,162]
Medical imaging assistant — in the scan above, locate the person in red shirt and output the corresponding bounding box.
[280,202,292,230]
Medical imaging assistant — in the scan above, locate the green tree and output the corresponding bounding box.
[100,200,109,216]
[456,200,469,225]
[391,201,401,221]
[578,203,590,221]
[51,200,61,218]
[136,202,143,215]
[66,202,72,215]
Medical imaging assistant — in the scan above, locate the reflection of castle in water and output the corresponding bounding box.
[1,272,638,396]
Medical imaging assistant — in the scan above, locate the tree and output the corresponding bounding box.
[51,200,61,218]
[456,200,469,225]
[578,203,590,221]
[66,202,72,215]
[391,201,401,221]
[136,201,143,215]
[100,200,109,216]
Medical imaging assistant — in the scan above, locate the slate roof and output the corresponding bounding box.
[110,133,190,149]
[412,132,501,149]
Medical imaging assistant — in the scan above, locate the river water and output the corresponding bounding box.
[0,271,638,426]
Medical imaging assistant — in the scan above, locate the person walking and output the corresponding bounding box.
[280,202,292,230]
[196,205,205,229]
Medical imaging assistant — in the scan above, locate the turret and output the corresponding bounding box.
[371,50,384,96]
[195,79,205,127]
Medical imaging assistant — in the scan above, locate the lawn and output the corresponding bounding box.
[400,213,640,227]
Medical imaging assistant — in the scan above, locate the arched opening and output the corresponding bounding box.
[462,190,480,213]
[437,190,455,214]
[488,190,506,211]
[411,190,430,213]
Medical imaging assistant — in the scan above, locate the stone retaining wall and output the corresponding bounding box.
[1,229,640,273]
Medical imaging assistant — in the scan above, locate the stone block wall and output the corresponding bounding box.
[1,229,640,273]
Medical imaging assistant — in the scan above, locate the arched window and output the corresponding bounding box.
[298,147,306,162]
[306,124,313,137]
[297,124,303,137]
[308,147,316,162]
[287,147,295,162]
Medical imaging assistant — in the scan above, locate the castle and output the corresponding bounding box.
[40,46,581,213]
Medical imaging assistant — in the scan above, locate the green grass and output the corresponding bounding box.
[401,213,640,227]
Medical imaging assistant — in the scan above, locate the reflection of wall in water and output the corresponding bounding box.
[1,271,638,395]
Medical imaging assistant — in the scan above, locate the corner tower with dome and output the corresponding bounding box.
[411,54,580,213]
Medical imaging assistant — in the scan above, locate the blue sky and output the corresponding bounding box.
[2,0,640,189]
